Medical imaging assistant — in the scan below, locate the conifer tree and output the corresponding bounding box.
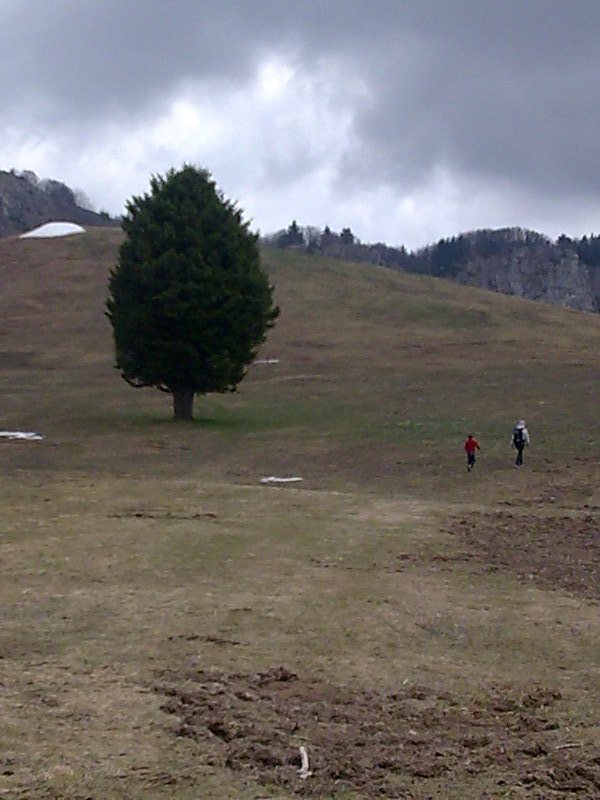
[106,166,278,420]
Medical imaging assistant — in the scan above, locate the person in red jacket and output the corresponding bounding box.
[464,434,480,472]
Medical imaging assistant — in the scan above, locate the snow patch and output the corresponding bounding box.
[19,222,86,239]
[260,476,303,484]
[0,431,44,441]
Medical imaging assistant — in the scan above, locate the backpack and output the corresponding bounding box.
[513,427,524,447]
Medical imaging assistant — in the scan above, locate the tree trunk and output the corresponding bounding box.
[173,390,194,421]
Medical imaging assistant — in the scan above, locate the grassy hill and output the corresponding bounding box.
[1,229,599,798]
[1,228,599,500]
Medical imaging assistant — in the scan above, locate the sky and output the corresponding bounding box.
[2,0,600,250]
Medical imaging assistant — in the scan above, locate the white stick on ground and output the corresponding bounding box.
[297,746,312,779]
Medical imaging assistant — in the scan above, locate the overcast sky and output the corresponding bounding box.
[2,0,600,249]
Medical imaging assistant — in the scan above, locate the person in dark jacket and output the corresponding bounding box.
[464,434,481,472]
[512,420,530,467]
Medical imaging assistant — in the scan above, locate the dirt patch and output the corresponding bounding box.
[109,509,218,520]
[156,666,600,798]
[445,512,600,600]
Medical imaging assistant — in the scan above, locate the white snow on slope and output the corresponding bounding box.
[19,222,86,239]
[260,476,303,484]
[0,431,44,440]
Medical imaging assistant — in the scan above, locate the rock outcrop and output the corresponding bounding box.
[410,228,600,312]
[0,170,118,237]
[453,246,598,312]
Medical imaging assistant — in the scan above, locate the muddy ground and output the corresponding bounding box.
[157,510,600,798]
[311,510,600,603]
[157,666,599,798]
[444,511,600,601]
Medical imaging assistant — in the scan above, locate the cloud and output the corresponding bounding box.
[2,0,600,247]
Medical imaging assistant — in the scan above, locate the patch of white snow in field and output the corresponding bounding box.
[19,222,86,239]
[0,431,44,440]
[260,476,303,484]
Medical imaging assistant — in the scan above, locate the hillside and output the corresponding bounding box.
[1,227,599,501]
[1,229,600,799]
[266,224,600,312]
[0,169,118,236]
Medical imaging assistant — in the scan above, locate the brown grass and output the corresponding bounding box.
[0,230,599,798]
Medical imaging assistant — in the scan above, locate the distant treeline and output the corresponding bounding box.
[262,221,600,276]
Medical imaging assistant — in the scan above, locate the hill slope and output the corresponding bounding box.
[0,227,599,503]
[1,228,600,799]
[267,225,600,311]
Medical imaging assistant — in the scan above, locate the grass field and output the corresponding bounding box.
[0,229,599,798]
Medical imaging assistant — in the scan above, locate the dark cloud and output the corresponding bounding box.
[315,1,600,198]
[1,2,268,123]
[2,0,600,242]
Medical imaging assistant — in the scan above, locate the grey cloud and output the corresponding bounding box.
[337,2,600,197]
[1,1,277,123]
[3,0,600,239]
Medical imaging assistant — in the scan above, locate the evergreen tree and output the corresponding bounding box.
[271,220,304,248]
[284,220,305,247]
[340,227,355,246]
[106,165,279,420]
[576,233,600,267]
[320,225,336,250]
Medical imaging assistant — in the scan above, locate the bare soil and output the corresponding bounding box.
[444,510,600,601]
[157,666,600,798]
[307,507,600,606]
[155,506,600,798]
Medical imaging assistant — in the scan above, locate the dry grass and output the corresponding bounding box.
[0,231,599,798]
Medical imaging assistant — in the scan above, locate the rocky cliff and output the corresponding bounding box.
[452,244,598,312]
[0,170,118,237]
[409,228,600,313]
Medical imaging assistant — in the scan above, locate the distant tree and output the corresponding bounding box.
[428,235,470,276]
[576,233,600,267]
[270,219,305,249]
[262,228,287,248]
[106,165,279,421]
[340,227,355,246]
[304,226,322,253]
[320,225,336,250]
[278,219,305,248]
[472,229,503,258]
[289,219,305,246]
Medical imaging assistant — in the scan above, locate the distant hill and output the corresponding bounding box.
[0,170,119,237]
[264,223,600,312]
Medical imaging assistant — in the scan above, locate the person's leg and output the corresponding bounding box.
[516,447,523,466]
